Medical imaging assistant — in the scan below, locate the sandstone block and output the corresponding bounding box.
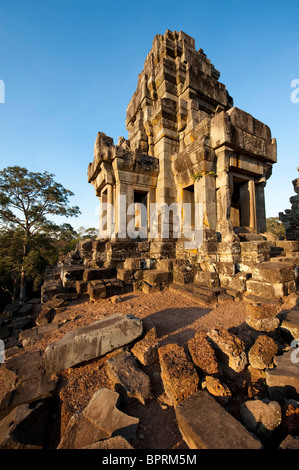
[123,258,141,270]
[58,389,139,449]
[280,306,299,339]
[44,314,143,375]
[117,269,134,281]
[82,436,133,449]
[131,336,158,366]
[158,343,199,405]
[188,331,220,376]
[88,280,106,301]
[204,376,232,404]
[240,398,282,439]
[266,349,299,401]
[194,271,219,287]
[248,335,278,369]
[143,269,173,284]
[75,281,88,295]
[0,351,58,419]
[175,390,262,449]
[0,401,49,449]
[106,351,151,404]
[207,328,247,373]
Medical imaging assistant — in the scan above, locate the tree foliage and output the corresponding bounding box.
[0,166,81,301]
[266,217,285,238]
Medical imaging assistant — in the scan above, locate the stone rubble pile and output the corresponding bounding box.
[0,291,298,449]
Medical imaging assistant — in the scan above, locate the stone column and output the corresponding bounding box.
[215,147,237,242]
[248,178,257,231]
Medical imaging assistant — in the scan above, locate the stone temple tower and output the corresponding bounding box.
[88,30,277,255]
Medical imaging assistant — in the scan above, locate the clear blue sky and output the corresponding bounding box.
[0,0,298,230]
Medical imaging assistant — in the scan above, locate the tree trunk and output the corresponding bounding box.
[19,231,29,302]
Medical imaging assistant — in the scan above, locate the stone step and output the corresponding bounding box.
[238,233,266,241]
[143,269,173,285]
[169,282,216,306]
[83,267,116,282]
[87,278,132,301]
[175,390,262,449]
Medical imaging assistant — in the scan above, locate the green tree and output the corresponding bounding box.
[266,217,285,238]
[0,166,80,301]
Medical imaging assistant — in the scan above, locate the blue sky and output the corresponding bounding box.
[0,0,298,230]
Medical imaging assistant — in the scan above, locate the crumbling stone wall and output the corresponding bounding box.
[279,167,299,241]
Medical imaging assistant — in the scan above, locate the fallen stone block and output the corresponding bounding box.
[207,328,247,373]
[240,398,282,439]
[82,436,133,449]
[0,351,58,419]
[106,351,151,404]
[19,324,59,347]
[57,388,139,449]
[266,349,299,401]
[279,434,299,449]
[41,280,63,303]
[248,335,278,370]
[188,331,221,376]
[0,401,49,449]
[175,390,262,449]
[204,376,232,405]
[131,335,158,366]
[35,298,67,326]
[158,343,199,405]
[280,306,299,339]
[245,302,280,332]
[44,314,143,375]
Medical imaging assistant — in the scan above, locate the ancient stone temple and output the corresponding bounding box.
[279,168,299,241]
[42,30,299,304]
[88,30,276,246]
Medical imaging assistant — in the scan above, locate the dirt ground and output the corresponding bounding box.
[24,290,255,449]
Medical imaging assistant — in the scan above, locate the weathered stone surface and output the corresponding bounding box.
[266,349,299,401]
[207,328,247,373]
[245,302,280,332]
[0,401,49,449]
[44,314,143,375]
[82,436,133,449]
[204,376,232,404]
[0,351,58,419]
[19,324,59,347]
[188,331,220,376]
[280,306,299,339]
[131,335,158,366]
[175,390,262,449]
[240,399,282,438]
[41,280,63,304]
[246,302,278,319]
[106,352,151,404]
[143,270,172,284]
[248,335,278,370]
[246,316,280,332]
[158,343,199,405]
[279,434,299,449]
[87,280,106,301]
[35,298,67,326]
[252,262,294,284]
[58,388,139,449]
